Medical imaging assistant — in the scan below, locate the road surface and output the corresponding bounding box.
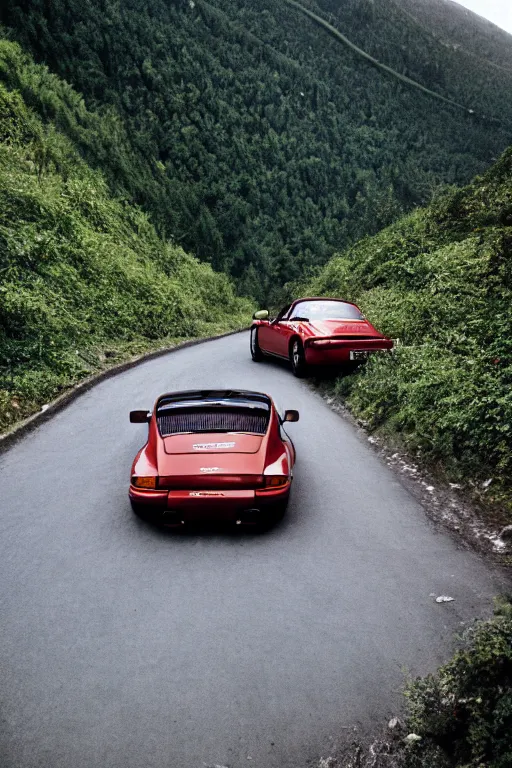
[0,332,507,768]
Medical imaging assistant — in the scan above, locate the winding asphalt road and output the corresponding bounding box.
[0,332,508,768]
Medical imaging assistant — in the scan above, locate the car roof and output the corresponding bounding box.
[156,390,272,411]
[291,296,360,310]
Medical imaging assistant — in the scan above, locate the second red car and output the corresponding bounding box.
[250,297,393,376]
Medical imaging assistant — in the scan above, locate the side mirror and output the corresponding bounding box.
[253,309,269,320]
[130,410,151,423]
[284,410,299,423]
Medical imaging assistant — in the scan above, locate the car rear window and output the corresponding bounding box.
[156,394,271,436]
[290,300,363,320]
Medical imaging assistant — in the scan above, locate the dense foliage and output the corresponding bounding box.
[1,0,512,300]
[297,144,512,502]
[402,599,512,768]
[0,52,251,431]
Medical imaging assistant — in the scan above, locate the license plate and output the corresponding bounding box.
[350,350,369,361]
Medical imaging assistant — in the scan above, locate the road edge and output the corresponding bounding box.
[0,329,246,455]
[310,381,511,563]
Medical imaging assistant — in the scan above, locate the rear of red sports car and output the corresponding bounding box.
[251,298,393,376]
[129,390,297,527]
[302,316,393,366]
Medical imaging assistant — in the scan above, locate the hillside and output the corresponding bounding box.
[0,40,251,432]
[1,0,512,299]
[402,0,512,71]
[297,143,512,511]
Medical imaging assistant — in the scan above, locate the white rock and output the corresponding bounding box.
[203,764,229,768]
[482,478,493,488]
[499,525,512,543]
[404,733,422,744]
[388,717,400,729]
[436,595,454,603]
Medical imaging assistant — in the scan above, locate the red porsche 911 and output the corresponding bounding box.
[129,389,298,528]
[250,297,393,376]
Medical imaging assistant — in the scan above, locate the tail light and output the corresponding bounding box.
[131,476,157,489]
[263,475,288,488]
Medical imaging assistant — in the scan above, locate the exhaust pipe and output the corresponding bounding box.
[237,508,261,525]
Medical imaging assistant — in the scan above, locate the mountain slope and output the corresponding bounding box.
[0,40,251,431]
[297,143,512,507]
[284,0,475,113]
[401,0,512,71]
[1,0,512,299]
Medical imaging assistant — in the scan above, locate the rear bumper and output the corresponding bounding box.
[304,338,393,365]
[129,485,290,525]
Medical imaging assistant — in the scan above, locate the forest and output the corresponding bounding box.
[1,0,512,300]
[0,40,251,431]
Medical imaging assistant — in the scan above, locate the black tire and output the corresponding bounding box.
[130,500,164,526]
[130,499,150,519]
[131,501,181,527]
[254,500,288,532]
[341,361,360,376]
[250,326,264,361]
[290,338,307,377]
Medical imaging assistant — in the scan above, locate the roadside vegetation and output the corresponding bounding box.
[0,53,252,433]
[324,598,512,768]
[297,146,512,517]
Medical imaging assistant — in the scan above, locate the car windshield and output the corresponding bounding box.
[289,300,363,321]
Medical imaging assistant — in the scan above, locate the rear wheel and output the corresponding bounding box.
[130,499,150,520]
[250,326,264,361]
[290,339,307,377]
[254,500,288,532]
[131,501,182,527]
[341,361,360,376]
